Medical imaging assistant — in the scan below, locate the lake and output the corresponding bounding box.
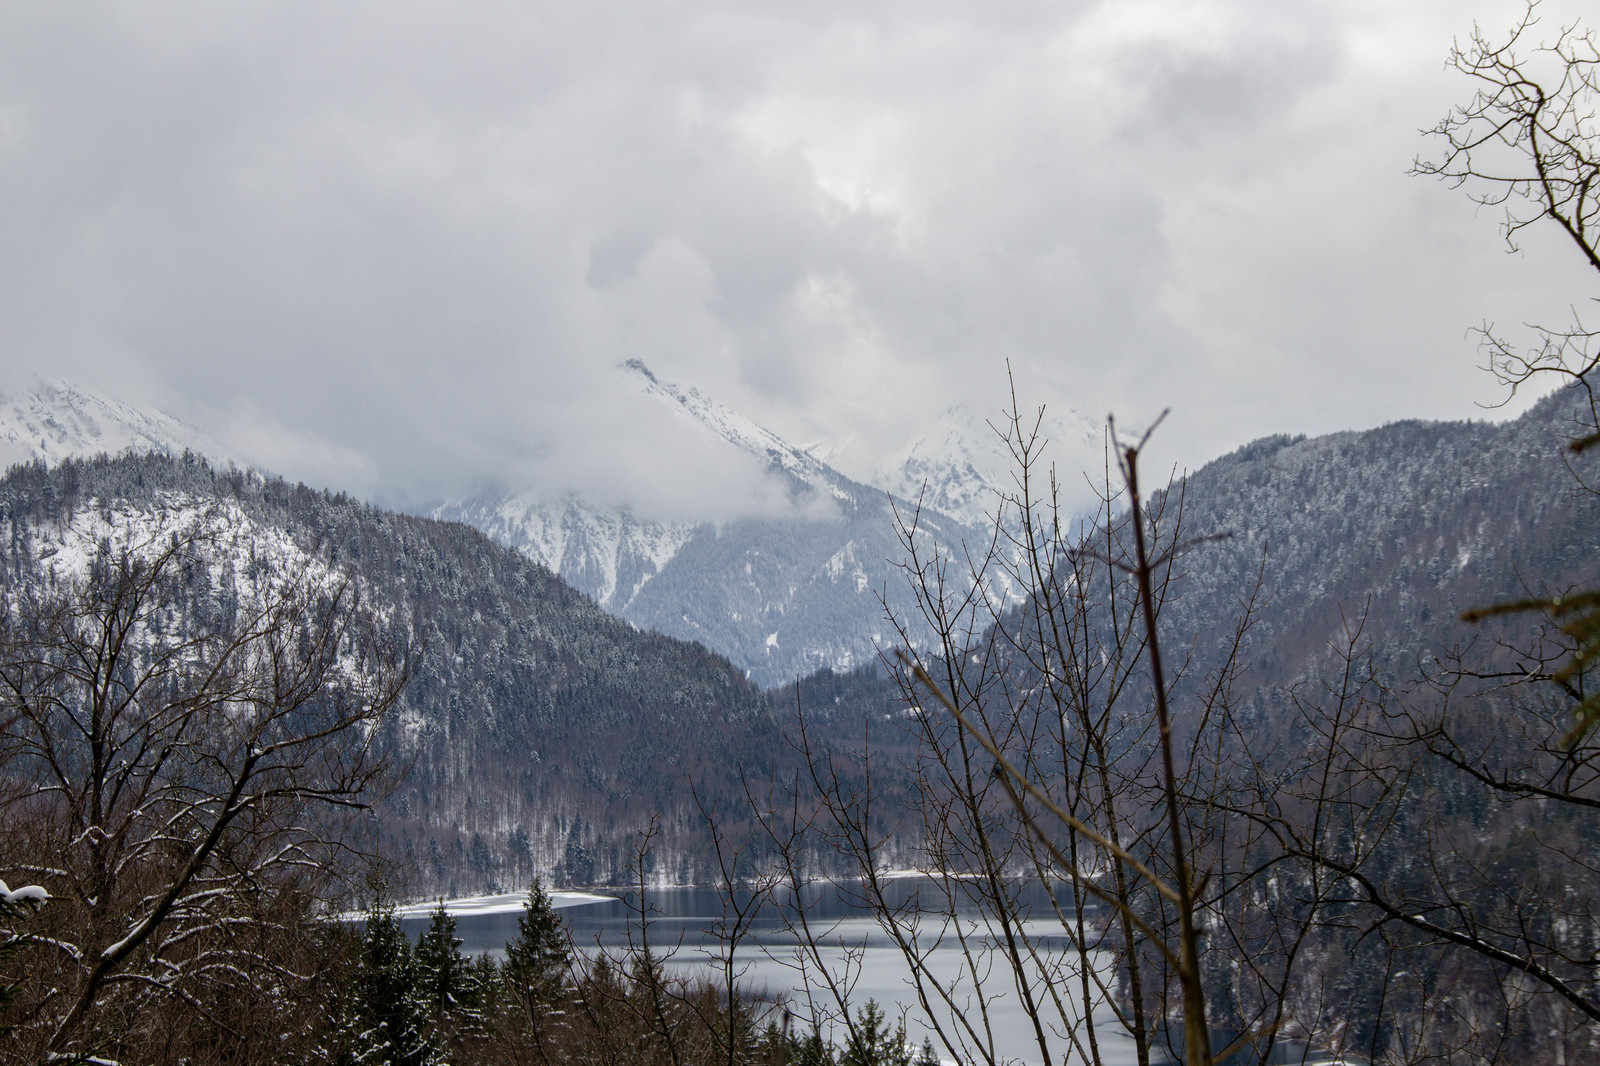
[399,880,1143,1066]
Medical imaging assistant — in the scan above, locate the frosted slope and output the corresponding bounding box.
[0,375,237,472]
[874,403,1102,527]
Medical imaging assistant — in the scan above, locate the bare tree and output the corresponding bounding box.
[693,787,784,1066]
[0,514,408,1062]
[755,389,1312,1066]
[753,10,1600,1065]
[1415,0,1600,443]
[1167,8,1600,1062]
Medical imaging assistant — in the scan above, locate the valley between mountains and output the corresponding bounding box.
[0,372,1593,898]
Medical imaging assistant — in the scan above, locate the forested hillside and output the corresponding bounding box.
[794,378,1600,1066]
[2,382,1596,1062]
[0,452,784,898]
[1155,383,1600,707]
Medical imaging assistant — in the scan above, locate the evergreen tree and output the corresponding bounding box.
[354,901,436,1066]
[505,878,571,994]
[562,821,593,885]
[840,1000,913,1066]
[789,1023,837,1066]
[457,952,501,1042]
[413,902,466,1019]
[503,878,573,1061]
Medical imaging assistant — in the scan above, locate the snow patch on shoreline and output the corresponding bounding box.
[388,890,620,920]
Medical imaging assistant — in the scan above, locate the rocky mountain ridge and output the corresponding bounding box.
[436,361,991,684]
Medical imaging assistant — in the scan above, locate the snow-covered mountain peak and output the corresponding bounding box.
[874,402,1103,527]
[0,374,239,472]
[434,489,694,613]
[799,436,851,466]
[437,363,882,624]
[620,360,852,501]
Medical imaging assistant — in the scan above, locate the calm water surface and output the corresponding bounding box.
[402,881,1140,1066]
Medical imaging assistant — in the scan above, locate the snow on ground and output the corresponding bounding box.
[624,359,854,503]
[19,490,396,705]
[24,492,353,619]
[0,373,238,472]
[389,890,618,919]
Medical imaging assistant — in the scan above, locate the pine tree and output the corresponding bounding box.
[353,901,436,1066]
[502,878,573,1061]
[457,952,501,1042]
[413,902,465,1019]
[562,821,593,885]
[789,1023,837,1066]
[505,878,571,995]
[840,1000,913,1066]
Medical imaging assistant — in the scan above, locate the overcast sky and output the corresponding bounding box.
[0,0,1593,516]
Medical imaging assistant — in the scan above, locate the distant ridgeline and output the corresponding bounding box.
[0,382,1594,895]
[1149,384,1600,712]
[981,385,1600,744]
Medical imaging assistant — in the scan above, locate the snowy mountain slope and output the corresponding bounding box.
[615,504,968,685]
[436,358,911,616]
[622,359,855,501]
[436,491,695,611]
[2,371,1034,686]
[22,489,326,598]
[0,375,238,471]
[874,403,1103,527]
[0,450,780,895]
[437,361,987,685]
[435,359,855,614]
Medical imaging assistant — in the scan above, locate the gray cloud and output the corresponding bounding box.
[0,0,1588,516]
